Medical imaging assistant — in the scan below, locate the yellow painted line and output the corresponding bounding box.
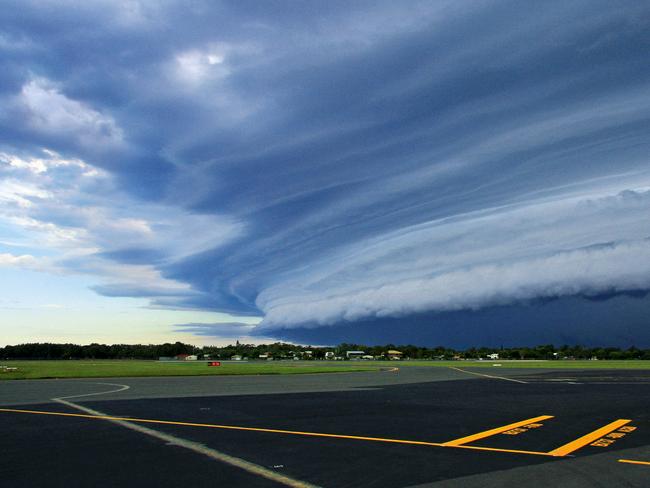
[442,415,554,446]
[548,419,632,457]
[0,407,445,447]
[444,444,554,456]
[0,407,556,457]
[618,459,650,466]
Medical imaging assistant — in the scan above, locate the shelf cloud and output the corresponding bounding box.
[1,1,649,345]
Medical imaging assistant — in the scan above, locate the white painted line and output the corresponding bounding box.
[54,382,130,401]
[52,385,318,488]
[448,367,528,384]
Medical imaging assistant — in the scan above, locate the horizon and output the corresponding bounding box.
[2,339,650,352]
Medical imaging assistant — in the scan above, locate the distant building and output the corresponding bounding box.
[346,350,365,359]
[386,350,403,360]
[175,354,189,360]
[324,352,335,359]
[185,355,198,361]
[361,355,374,360]
[231,355,243,361]
[487,353,499,360]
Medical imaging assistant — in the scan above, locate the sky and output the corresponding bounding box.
[1,0,649,347]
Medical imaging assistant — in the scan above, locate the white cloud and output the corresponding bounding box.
[0,179,50,208]
[85,261,196,298]
[174,322,258,338]
[19,78,123,148]
[0,252,44,270]
[174,45,230,85]
[256,187,650,329]
[0,147,244,302]
[260,239,650,328]
[162,42,265,128]
[0,149,96,175]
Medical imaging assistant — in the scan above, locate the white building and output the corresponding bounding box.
[346,350,365,359]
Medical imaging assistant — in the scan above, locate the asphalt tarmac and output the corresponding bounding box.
[1,366,649,487]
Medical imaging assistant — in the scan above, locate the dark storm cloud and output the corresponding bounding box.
[2,1,650,345]
[266,295,650,348]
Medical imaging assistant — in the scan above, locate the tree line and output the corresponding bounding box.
[1,341,649,360]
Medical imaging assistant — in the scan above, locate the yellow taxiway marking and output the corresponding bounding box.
[0,408,635,459]
[0,407,444,447]
[0,407,556,457]
[442,415,554,446]
[442,444,553,456]
[548,419,632,456]
[618,459,650,466]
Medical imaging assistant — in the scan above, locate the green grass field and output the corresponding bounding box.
[395,359,650,369]
[0,360,379,380]
[0,358,648,380]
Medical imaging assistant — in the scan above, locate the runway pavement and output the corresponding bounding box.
[1,366,648,487]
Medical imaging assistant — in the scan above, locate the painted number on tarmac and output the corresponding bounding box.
[591,425,637,448]
[502,423,544,436]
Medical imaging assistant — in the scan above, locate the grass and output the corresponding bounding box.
[0,358,648,380]
[393,359,650,369]
[0,360,379,380]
